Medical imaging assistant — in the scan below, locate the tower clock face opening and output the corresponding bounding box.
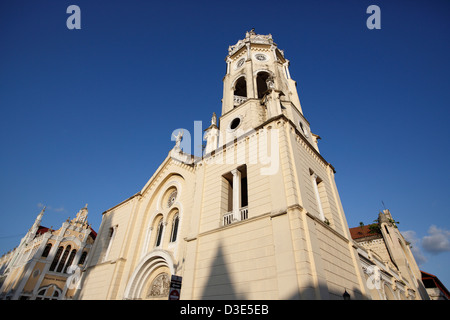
[255,53,267,61]
[235,58,245,69]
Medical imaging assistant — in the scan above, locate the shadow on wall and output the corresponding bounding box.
[200,241,365,300]
[74,235,366,300]
[201,243,242,300]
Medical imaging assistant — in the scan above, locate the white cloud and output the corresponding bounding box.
[422,225,450,254]
[402,225,450,265]
[36,203,66,213]
[402,230,427,265]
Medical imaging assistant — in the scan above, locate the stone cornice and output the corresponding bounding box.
[201,113,335,173]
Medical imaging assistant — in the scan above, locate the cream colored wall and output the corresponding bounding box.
[181,118,366,300]
[288,126,345,234]
[78,197,136,300]
[191,218,277,299]
[78,115,370,300]
[315,221,362,298]
[284,119,366,299]
[77,113,370,301]
[78,160,198,300]
[358,238,391,262]
[1,266,23,294]
[219,101,266,148]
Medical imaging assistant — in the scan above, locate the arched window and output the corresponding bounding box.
[56,245,71,273]
[234,77,247,97]
[233,76,247,107]
[41,243,52,258]
[256,71,271,99]
[35,289,46,300]
[155,221,164,247]
[35,286,60,300]
[170,214,179,243]
[384,284,396,300]
[102,226,116,262]
[49,246,63,271]
[310,171,329,223]
[63,249,77,273]
[78,251,88,265]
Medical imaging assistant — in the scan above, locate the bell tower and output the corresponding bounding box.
[75,30,376,301]
[217,29,318,151]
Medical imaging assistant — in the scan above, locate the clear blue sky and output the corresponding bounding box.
[1,0,449,288]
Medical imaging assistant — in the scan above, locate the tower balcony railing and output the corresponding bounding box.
[233,95,247,105]
[222,206,248,226]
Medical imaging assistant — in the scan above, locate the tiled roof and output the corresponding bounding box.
[89,226,97,239]
[36,226,49,235]
[421,270,450,299]
[35,225,97,239]
[349,225,381,240]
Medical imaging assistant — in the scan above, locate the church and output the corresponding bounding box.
[0,205,96,300]
[74,30,429,300]
[1,31,430,300]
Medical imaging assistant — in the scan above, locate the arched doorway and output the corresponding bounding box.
[123,250,175,300]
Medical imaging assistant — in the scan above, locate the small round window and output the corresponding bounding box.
[229,117,241,130]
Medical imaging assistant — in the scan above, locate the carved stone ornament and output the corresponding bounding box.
[167,190,177,208]
[147,273,170,298]
[228,32,274,55]
[266,76,275,89]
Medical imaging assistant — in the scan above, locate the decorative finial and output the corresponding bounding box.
[245,28,256,39]
[211,112,217,126]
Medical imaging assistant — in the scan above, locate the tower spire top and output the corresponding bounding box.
[228,31,274,56]
[28,205,45,235]
[36,205,45,222]
[72,204,89,224]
